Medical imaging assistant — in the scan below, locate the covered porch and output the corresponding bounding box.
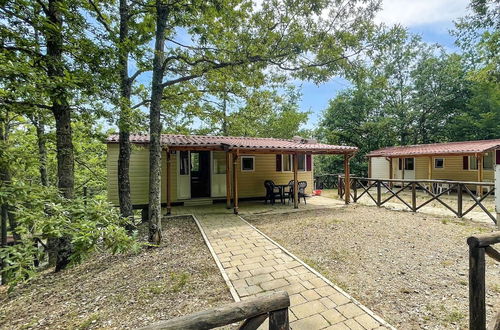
[161,135,358,215]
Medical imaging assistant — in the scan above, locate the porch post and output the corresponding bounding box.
[495,149,500,229]
[293,153,298,209]
[368,156,372,179]
[428,156,433,193]
[232,150,239,214]
[389,157,393,188]
[225,151,231,209]
[166,150,172,215]
[477,153,483,197]
[344,153,351,204]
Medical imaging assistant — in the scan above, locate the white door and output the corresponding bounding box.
[211,151,227,197]
[177,151,191,199]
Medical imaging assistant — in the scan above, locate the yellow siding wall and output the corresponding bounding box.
[385,155,494,182]
[235,154,313,198]
[107,144,313,205]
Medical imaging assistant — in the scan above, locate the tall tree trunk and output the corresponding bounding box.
[46,0,74,271]
[117,0,134,220]
[148,1,168,245]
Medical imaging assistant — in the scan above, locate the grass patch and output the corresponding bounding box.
[78,313,100,330]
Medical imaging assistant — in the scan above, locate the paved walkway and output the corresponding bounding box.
[188,206,392,329]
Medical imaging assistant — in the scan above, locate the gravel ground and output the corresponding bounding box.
[244,205,500,329]
[0,216,232,329]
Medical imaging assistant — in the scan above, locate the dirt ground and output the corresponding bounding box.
[244,205,500,329]
[0,216,232,329]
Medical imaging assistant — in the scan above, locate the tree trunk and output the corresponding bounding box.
[46,0,74,271]
[148,1,168,245]
[117,0,134,220]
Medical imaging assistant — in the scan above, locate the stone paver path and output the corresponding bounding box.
[191,209,392,330]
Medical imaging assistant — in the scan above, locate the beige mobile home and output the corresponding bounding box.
[106,134,357,213]
[367,139,500,188]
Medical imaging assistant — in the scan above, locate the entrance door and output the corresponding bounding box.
[177,151,191,199]
[190,151,211,198]
[211,151,227,197]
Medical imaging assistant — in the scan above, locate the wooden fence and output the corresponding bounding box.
[338,176,496,224]
[467,232,500,330]
[314,174,341,190]
[138,291,290,330]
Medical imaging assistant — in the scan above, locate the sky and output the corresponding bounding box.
[300,0,471,128]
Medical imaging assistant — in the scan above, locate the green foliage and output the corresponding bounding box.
[0,182,140,289]
[317,25,500,175]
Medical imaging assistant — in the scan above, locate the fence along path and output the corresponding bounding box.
[338,177,496,224]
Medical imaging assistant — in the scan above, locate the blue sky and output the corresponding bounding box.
[301,0,470,128]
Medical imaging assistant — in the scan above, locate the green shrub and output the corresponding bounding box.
[0,181,140,289]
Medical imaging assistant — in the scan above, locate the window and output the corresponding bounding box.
[404,158,414,171]
[241,156,255,171]
[298,154,306,171]
[434,158,444,169]
[213,152,226,174]
[190,152,199,172]
[483,152,493,170]
[282,154,293,172]
[179,151,189,175]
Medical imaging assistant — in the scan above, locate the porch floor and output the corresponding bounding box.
[170,198,392,329]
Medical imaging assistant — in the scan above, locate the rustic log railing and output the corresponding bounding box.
[338,176,496,224]
[467,232,500,330]
[138,291,290,330]
[314,174,340,190]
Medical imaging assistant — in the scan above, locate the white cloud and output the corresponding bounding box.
[375,0,470,27]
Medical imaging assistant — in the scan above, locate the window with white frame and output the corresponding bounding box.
[469,156,478,170]
[434,158,444,169]
[241,156,255,172]
[282,154,293,172]
[483,152,493,170]
[297,154,306,171]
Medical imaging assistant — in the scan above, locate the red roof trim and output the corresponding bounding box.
[106,133,357,153]
[367,139,500,157]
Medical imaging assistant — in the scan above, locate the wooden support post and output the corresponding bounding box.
[353,178,357,202]
[376,180,381,207]
[389,157,393,188]
[458,183,463,218]
[232,151,239,214]
[468,243,486,330]
[428,156,433,193]
[368,157,372,179]
[225,151,231,209]
[293,153,298,209]
[166,151,172,215]
[344,154,351,204]
[411,182,417,212]
[402,158,405,180]
[477,153,483,197]
[269,308,290,330]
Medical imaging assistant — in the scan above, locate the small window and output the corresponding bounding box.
[404,158,414,171]
[241,156,255,172]
[483,153,493,170]
[297,154,306,171]
[434,158,444,169]
[282,154,293,172]
[469,156,478,170]
[179,151,189,175]
[191,152,200,172]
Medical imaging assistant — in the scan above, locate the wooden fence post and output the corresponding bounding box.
[376,180,381,206]
[468,243,486,330]
[269,308,289,330]
[457,183,463,218]
[353,178,358,202]
[411,182,417,212]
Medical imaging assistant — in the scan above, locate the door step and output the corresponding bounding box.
[183,199,213,206]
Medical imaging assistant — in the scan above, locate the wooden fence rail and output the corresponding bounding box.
[467,232,500,330]
[138,291,290,330]
[338,176,496,224]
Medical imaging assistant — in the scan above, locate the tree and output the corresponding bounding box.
[1,0,116,270]
[144,0,381,244]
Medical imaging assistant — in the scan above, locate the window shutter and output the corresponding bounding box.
[398,158,402,170]
[306,155,312,171]
[496,150,500,165]
[463,156,469,170]
[276,154,282,171]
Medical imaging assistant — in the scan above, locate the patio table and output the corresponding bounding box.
[275,184,292,204]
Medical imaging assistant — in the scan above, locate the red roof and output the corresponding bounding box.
[106,133,357,153]
[367,139,500,157]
